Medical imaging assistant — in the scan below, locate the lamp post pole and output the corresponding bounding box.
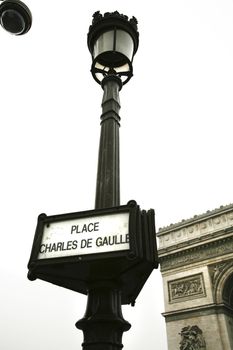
[95,75,122,209]
[76,11,139,350]
[76,62,130,350]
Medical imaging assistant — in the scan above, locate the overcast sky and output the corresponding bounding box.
[1,1,233,349]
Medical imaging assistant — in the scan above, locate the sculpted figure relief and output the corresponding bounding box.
[172,278,202,298]
[169,275,205,301]
[179,325,206,350]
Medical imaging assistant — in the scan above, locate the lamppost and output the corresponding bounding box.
[75,11,139,350]
[27,10,158,350]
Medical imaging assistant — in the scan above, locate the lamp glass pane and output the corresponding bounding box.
[115,30,134,61]
[93,30,114,59]
[95,72,104,82]
[95,62,109,72]
[115,63,130,73]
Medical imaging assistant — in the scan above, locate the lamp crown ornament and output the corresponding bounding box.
[90,11,138,32]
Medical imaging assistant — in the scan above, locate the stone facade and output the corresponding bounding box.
[158,204,233,350]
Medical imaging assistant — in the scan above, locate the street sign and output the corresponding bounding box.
[27,201,158,305]
[38,212,130,259]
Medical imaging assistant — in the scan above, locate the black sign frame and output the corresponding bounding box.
[27,200,158,305]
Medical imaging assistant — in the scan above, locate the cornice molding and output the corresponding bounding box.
[159,235,233,272]
[158,227,233,255]
[158,203,233,234]
[163,303,233,322]
[158,205,233,251]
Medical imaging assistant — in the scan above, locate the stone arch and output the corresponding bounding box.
[215,262,233,306]
[158,204,233,349]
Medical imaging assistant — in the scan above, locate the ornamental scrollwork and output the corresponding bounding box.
[91,11,138,30]
[209,262,228,286]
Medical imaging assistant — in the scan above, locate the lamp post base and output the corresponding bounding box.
[76,281,131,350]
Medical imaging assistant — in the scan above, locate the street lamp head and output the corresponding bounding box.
[88,11,139,85]
[0,0,32,35]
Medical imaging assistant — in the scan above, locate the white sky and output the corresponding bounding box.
[1,1,233,349]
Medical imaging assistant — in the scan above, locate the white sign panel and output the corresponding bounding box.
[38,212,130,260]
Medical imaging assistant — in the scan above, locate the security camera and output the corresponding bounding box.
[0,0,32,35]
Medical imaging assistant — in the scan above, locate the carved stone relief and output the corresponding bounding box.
[208,261,233,304]
[168,274,205,303]
[209,262,228,287]
[179,325,206,350]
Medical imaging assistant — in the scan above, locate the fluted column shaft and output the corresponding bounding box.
[95,75,122,209]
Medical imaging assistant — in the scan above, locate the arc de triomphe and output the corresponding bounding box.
[158,204,233,350]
